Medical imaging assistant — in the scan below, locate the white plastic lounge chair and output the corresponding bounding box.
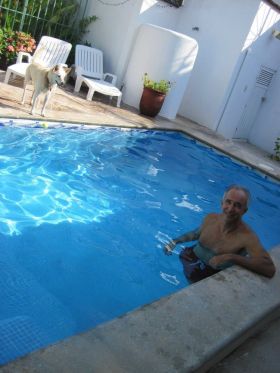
[74,45,122,107]
[4,36,72,84]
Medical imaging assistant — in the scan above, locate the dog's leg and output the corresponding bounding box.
[41,90,51,117]
[31,89,40,115]
[41,86,56,117]
[31,91,35,105]
[21,81,28,105]
[22,67,32,106]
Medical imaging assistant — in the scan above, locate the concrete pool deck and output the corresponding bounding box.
[0,72,280,372]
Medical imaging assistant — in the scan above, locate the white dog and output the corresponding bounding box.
[21,63,71,116]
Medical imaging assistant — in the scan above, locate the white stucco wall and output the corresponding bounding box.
[248,13,280,154]
[84,0,143,86]
[175,0,261,130]
[250,68,280,154]
[139,0,180,29]
[84,0,181,88]
[83,0,279,151]
[85,0,261,126]
[123,23,198,119]
[216,3,280,153]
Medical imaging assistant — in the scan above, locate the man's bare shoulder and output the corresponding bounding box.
[240,221,258,237]
[246,228,262,242]
[203,213,220,223]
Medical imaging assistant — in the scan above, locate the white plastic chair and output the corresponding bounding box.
[4,36,72,84]
[74,45,122,107]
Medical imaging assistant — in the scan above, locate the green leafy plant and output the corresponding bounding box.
[45,4,98,46]
[272,137,280,161]
[0,28,36,66]
[143,73,172,94]
[0,0,98,64]
[45,6,98,63]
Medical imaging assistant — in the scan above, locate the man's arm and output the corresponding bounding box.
[164,227,201,255]
[209,235,276,278]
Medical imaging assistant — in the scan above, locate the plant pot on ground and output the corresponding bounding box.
[139,73,172,117]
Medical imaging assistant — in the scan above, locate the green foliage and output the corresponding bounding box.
[272,137,280,161]
[143,73,172,94]
[0,0,98,63]
[0,28,36,65]
[44,2,98,46]
[43,2,98,63]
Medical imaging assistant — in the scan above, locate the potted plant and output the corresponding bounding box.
[139,73,172,117]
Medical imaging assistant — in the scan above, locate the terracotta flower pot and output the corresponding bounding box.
[139,87,166,117]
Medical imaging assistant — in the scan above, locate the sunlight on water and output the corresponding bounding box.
[0,122,279,365]
[0,127,128,235]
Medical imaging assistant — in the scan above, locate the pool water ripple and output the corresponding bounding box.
[0,124,279,365]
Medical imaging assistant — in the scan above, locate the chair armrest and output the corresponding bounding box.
[104,73,117,86]
[16,51,32,64]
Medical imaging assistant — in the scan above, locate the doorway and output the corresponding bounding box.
[233,65,276,139]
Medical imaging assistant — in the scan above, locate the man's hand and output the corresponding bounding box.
[209,254,233,269]
[211,251,275,278]
[164,240,176,255]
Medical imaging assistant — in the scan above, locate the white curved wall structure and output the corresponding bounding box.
[84,0,280,154]
[122,23,198,120]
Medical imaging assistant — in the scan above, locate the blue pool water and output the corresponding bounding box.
[0,121,279,365]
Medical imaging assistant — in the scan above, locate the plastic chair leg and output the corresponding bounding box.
[117,94,122,107]
[74,77,83,92]
[86,87,95,101]
[4,69,12,84]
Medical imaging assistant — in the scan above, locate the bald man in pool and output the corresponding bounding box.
[164,185,276,283]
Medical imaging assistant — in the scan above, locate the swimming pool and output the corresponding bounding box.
[0,120,279,365]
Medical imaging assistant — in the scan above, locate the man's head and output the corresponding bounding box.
[221,185,251,221]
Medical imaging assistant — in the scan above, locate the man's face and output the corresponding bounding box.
[221,189,248,221]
